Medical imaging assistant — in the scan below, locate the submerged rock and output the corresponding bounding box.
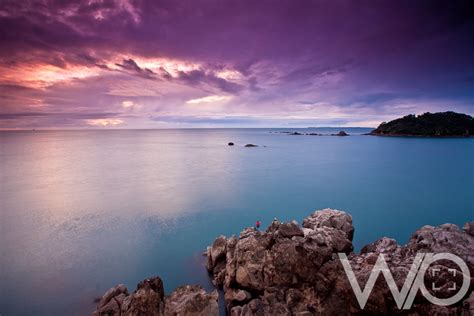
[206,208,473,315]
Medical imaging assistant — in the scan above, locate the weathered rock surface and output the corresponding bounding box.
[164,285,218,316]
[93,209,473,315]
[93,277,218,316]
[206,208,474,315]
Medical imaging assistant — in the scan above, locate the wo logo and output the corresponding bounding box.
[338,253,470,309]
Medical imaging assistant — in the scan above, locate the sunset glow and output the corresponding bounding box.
[0,1,473,129]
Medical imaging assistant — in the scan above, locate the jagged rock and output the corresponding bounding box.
[93,284,129,316]
[95,209,473,316]
[94,293,128,316]
[206,235,227,270]
[463,221,474,236]
[408,223,474,272]
[120,277,165,315]
[164,285,218,316]
[302,208,354,240]
[224,288,252,311]
[275,221,304,239]
[206,208,473,315]
[93,278,217,316]
[360,236,398,254]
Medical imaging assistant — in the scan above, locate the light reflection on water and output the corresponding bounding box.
[1,128,473,315]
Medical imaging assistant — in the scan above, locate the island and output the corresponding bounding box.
[369,111,474,137]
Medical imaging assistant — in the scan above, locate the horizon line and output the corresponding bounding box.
[0,126,376,131]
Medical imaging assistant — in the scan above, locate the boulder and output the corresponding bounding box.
[93,284,129,316]
[206,235,227,271]
[224,288,252,311]
[302,208,354,240]
[275,221,304,239]
[228,142,235,146]
[92,278,217,316]
[164,285,218,316]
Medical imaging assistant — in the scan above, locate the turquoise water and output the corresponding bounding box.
[1,128,473,315]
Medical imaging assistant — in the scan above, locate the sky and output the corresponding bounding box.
[0,0,473,129]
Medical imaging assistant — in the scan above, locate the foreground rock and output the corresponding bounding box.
[206,208,473,315]
[164,285,218,316]
[93,277,218,316]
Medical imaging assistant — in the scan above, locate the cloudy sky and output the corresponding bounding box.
[1,0,473,129]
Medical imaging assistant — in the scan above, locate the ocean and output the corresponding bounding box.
[1,128,473,315]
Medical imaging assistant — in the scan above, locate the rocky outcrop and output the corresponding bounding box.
[206,208,473,315]
[332,130,349,136]
[164,285,218,316]
[93,209,473,315]
[93,277,218,316]
[369,111,474,137]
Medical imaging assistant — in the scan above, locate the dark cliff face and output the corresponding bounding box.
[370,111,474,136]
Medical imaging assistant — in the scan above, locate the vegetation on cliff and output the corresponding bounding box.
[370,111,474,136]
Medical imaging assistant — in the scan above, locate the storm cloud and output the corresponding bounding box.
[1,0,473,128]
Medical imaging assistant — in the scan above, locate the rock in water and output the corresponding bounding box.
[228,142,234,146]
[93,209,473,315]
[93,284,129,316]
[205,208,474,315]
[244,144,258,147]
[331,130,348,136]
[92,277,218,316]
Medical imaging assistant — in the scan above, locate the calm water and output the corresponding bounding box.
[1,128,473,315]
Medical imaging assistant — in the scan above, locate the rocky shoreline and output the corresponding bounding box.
[93,209,473,315]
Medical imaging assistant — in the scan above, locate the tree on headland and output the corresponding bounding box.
[370,111,474,136]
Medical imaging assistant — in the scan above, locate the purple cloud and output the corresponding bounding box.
[0,0,473,128]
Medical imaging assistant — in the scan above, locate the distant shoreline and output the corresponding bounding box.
[367,133,474,138]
